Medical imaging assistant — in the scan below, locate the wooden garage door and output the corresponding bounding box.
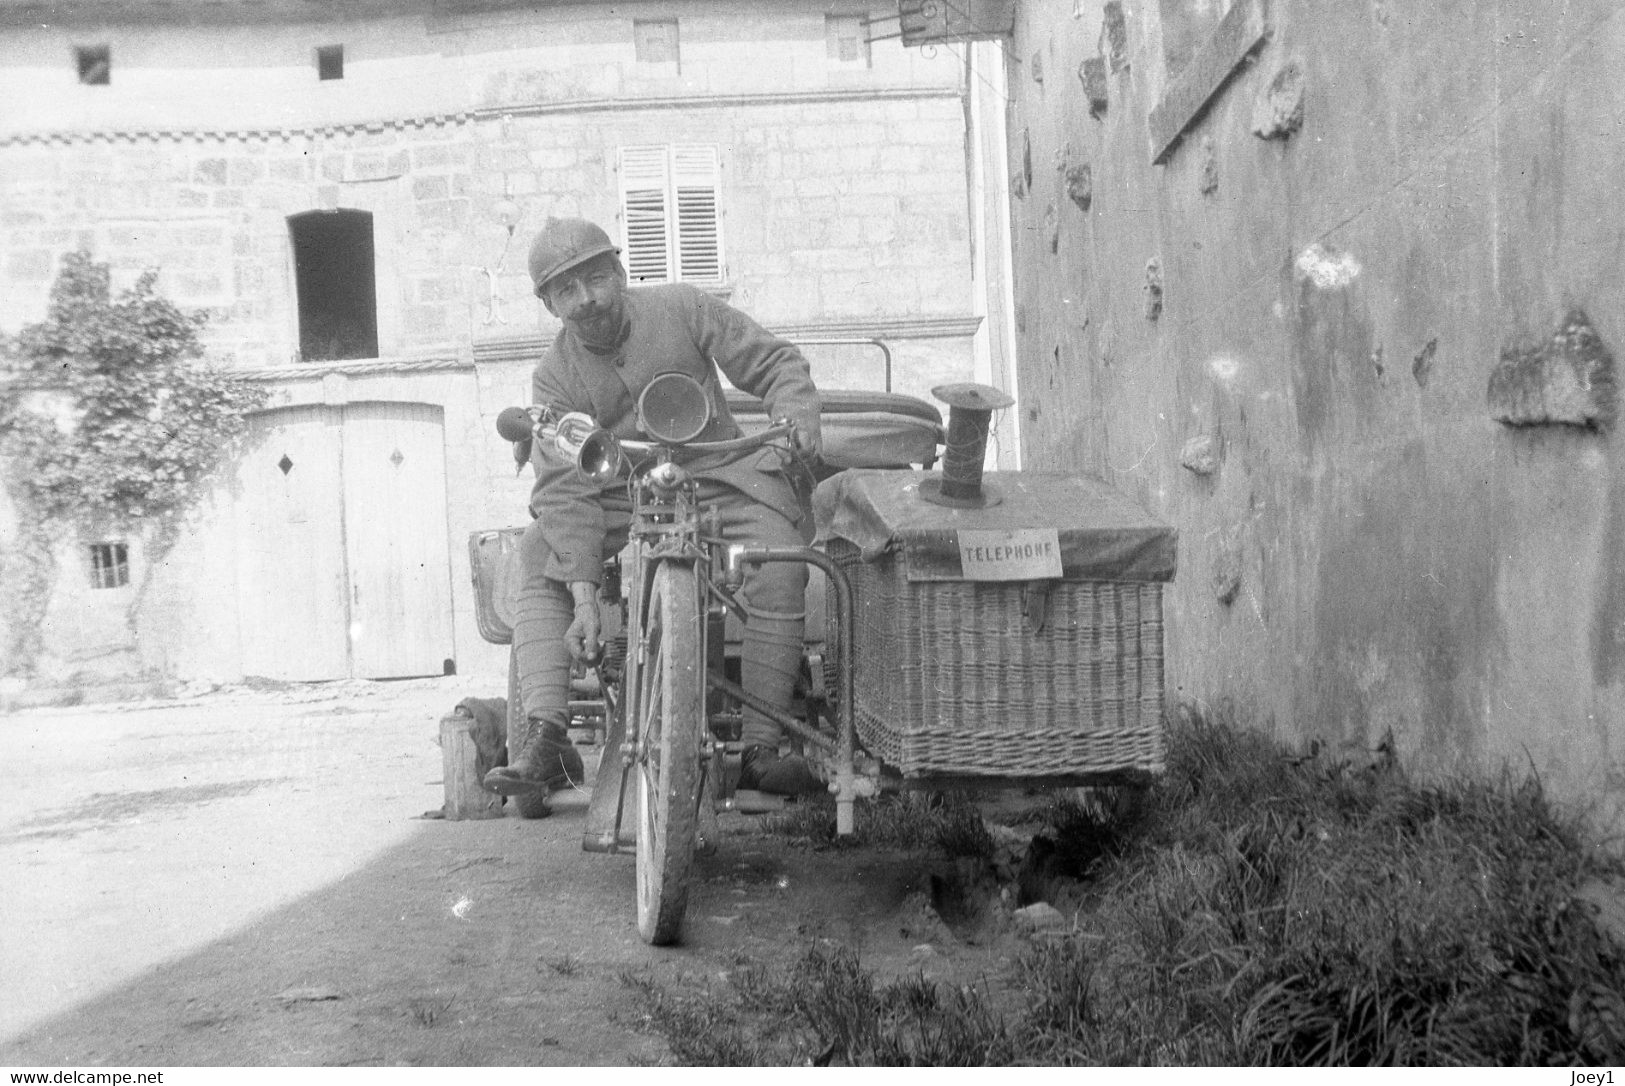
[234,402,454,680]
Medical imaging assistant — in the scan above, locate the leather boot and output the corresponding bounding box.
[738,745,824,796]
[484,716,583,796]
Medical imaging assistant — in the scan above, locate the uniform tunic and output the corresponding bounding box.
[527,282,822,585]
[513,282,820,751]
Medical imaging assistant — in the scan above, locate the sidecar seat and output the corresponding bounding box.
[723,388,943,473]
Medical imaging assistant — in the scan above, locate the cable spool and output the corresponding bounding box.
[918,382,1015,509]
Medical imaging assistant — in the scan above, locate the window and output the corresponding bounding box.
[75,45,110,85]
[826,15,871,66]
[619,145,722,285]
[89,543,129,589]
[289,209,379,361]
[316,44,345,81]
[633,18,680,67]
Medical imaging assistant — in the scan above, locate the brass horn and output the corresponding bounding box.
[548,411,624,484]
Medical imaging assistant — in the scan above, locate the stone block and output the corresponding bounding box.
[878,145,924,173]
[1065,161,1092,211]
[792,125,843,150]
[6,249,54,281]
[794,148,842,176]
[834,145,880,173]
[417,199,471,232]
[1488,309,1615,429]
[194,158,228,185]
[1101,1,1130,73]
[801,195,838,221]
[1079,56,1109,117]
[912,264,971,310]
[418,276,455,303]
[823,217,867,248]
[228,159,264,185]
[414,144,455,169]
[792,247,871,272]
[1181,434,1219,476]
[794,176,842,198]
[180,224,225,247]
[350,153,396,181]
[1252,60,1306,141]
[1143,257,1163,321]
[405,305,449,337]
[1212,525,1243,606]
[842,193,902,219]
[413,175,450,201]
[1412,338,1437,388]
[819,273,888,316]
[1199,136,1219,195]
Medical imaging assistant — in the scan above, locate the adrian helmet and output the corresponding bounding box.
[527,217,621,295]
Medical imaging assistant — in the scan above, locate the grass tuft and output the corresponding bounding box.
[633,710,1625,1065]
[762,791,995,857]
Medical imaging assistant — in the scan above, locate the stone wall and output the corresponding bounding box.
[0,6,974,368]
[0,0,982,686]
[1003,0,1625,824]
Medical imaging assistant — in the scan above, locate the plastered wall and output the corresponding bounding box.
[1004,0,1625,823]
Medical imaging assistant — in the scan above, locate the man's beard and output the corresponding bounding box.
[571,305,624,349]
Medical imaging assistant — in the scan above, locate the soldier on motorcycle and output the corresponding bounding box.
[483,217,826,807]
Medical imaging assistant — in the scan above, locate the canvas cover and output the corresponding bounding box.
[726,389,943,470]
[814,469,1178,583]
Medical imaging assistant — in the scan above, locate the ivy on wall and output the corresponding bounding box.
[0,251,268,679]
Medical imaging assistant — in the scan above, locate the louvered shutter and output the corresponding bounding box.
[619,146,671,283]
[672,145,722,283]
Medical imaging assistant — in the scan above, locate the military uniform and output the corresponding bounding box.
[513,282,821,763]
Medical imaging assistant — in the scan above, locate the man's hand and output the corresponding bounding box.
[790,417,822,462]
[565,581,602,664]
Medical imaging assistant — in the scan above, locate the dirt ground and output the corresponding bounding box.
[0,676,1048,1067]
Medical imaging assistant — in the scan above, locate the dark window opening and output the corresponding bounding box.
[76,45,111,85]
[634,18,680,66]
[316,44,344,81]
[89,542,129,589]
[290,209,379,362]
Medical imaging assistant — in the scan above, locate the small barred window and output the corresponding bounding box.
[89,542,129,589]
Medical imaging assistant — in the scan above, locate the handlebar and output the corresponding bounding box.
[497,403,801,481]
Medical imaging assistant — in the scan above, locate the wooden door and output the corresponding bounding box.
[340,402,454,679]
[233,402,454,680]
[235,405,351,680]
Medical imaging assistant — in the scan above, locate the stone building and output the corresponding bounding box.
[998,0,1625,822]
[0,0,1014,687]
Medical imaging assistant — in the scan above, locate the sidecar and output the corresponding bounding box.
[466,385,949,809]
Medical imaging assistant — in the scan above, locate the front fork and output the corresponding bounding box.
[720,544,872,836]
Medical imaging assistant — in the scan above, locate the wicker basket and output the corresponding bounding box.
[827,536,1165,779]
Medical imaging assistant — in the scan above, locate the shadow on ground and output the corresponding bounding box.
[0,789,977,1067]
